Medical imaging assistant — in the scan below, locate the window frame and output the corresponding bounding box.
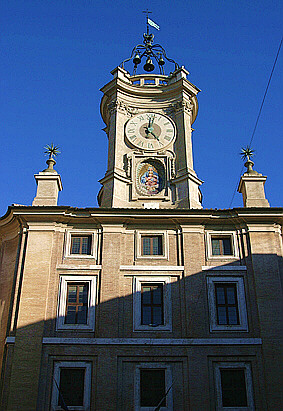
[141,283,164,326]
[56,276,97,331]
[214,362,255,410]
[141,235,163,256]
[64,229,97,259]
[136,230,168,260]
[51,361,91,411]
[135,363,173,411]
[133,276,172,332]
[207,276,248,332]
[206,231,239,260]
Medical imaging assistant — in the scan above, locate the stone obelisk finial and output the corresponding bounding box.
[32,144,63,206]
[237,146,270,207]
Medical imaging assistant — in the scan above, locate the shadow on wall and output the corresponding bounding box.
[0,255,282,411]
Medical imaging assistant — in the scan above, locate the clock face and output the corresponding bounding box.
[125,112,176,151]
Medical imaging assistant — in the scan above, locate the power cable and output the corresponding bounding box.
[228,36,283,209]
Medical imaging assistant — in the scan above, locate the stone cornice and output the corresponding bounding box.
[100,73,199,127]
[1,206,282,230]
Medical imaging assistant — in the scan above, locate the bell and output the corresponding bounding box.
[158,56,165,66]
[143,57,155,72]
[133,53,141,65]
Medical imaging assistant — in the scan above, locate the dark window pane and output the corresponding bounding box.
[81,237,89,254]
[65,283,89,325]
[221,369,248,407]
[142,236,163,256]
[65,306,76,324]
[142,237,151,255]
[152,236,162,255]
[71,237,81,254]
[77,306,88,324]
[142,287,151,304]
[215,284,239,325]
[71,236,91,255]
[79,285,88,304]
[223,238,232,255]
[228,307,239,324]
[152,307,162,325]
[142,306,151,325]
[212,238,221,255]
[217,307,227,324]
[226,286,236,304]
[152,286,162,304]
[59,368,85,406]
[140,369,166,407]
[141,284,163,326]
[211,237,233,256]
[67,286,77,303]
[216,287,225,304]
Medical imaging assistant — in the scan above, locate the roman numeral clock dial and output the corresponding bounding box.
[125,112,176,151]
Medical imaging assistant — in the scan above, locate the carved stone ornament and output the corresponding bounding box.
[172,100,193,114]
[123,154,132,178]
[107,100,139,116]
[169,157,176,179]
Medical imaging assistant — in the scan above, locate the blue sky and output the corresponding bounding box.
[1,0,282,215]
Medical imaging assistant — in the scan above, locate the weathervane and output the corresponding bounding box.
[44,143,60,172]
[240,146,255,173]
[120,11,179,75]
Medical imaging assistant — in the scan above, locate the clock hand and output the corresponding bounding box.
[150,131,159,141]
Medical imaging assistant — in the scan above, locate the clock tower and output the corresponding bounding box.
[98,30,203,209]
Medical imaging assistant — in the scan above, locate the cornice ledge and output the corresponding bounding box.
[120,265,184,271]
[202,265,247,271]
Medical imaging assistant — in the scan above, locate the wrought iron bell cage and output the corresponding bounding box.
[120,32,180,76]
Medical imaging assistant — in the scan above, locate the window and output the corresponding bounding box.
[214,362,254,410]
[141,284,164,326]
[140,369,166,407]
[51,361,91,411]
[206,231,239,259]
[211,237,232,256]
[207,276,248,331]
[215,284,239,325]
[65,283,89,325]
[135,363,173,410]
[136,231,168,260]
[56,276,97,331]
[133,277,172,331]
[141,235,163,256]
[64,230,97,259]
[71,235,91,255]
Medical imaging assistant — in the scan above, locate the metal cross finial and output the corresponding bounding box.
[143,9,152,34]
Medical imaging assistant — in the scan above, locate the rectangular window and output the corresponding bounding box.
[141,235,163,256]
[220,368,247,407]
[51,361,92,411]
[56,276,97,331]
[71,235,92,255]
[59,368,85,407]
[215,283,239,325]
[207,276,248,332]
[65,283,89,325]
[141,284,164,326]
[140,369,166,407]
[133,277,172,332]
[135,363,173,410]
[211,236,232,256]
[214,362,254,410]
